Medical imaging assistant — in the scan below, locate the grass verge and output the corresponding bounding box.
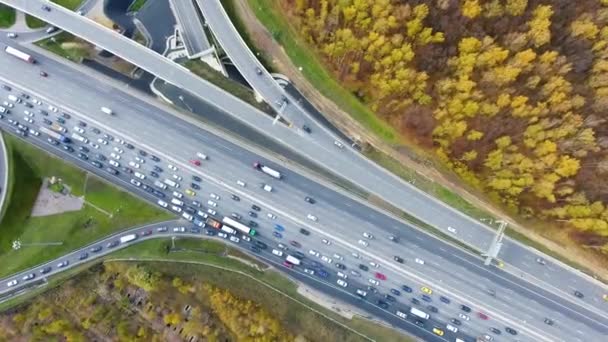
[25,15,46,29]
[0,135,172,278]
[128,0,148,12]
[35,31,92,63]
[51,0,84,10]
[0,4,16,28]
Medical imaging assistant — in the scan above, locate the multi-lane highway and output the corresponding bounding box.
[0,39,607,341]
[7,1,608,317]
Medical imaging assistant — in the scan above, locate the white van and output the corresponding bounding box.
[163,178,178,188]
[171,198,184,206]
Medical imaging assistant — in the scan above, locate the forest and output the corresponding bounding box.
[281,0,608,253]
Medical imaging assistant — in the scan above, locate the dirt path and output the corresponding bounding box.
[231,0,608,280]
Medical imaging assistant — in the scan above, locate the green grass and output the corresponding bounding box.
[36,31,92,63]
[25,15,46,29]
[0,136,172,278]
[51,0,84,10]
[232,0,399,143]
[0,4,16,28]
[0,133,15,224]
[128,0,148,12]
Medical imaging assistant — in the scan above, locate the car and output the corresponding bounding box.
[190,159,201,166]
[78,146,89,153]
[411,298,420,305]
[359,264,369,271]
[7,279,18,287]
[173,226,186,233]
[358,239,369,247]
[306,214,318,221]
[230,194,240,201]
[299,228,310,235]
[97,138,108,145]
[304,196,315,204]
[505,327,517,335]
[414,258,425,265]
[207,200,217,207]
[336,279,348,287]
[29,129,40,137]
[273,231,283,238]
[91,127,101,134]
[57,261,69,268]
[151,155,160,162]
[363,232,374,239]
[446,324,458,334]
[302,124,311,133]
[432,328,444,336]
[401,285,413,293]
[190,183,199,190]
[77,152,88,160]
[368,278,380,286]
[73,126,84,134]
[369,261,379,268]
[90,143,100,149]
[304,268,315,275]
[22,273,35,281]
[254,240,267,249]
[106,240,119,248]
[389,289,401,297]
[458,313,470,321]
[109,160,120,167]
[42,4,51,11]
[489,327,501,335]
[574,290,584,298]
[421,286,433,294]
[210,193,220,200]
[229,235,240,243]
[308,249,320,257]
[321,255,332,264]
[106,167,119,175]
[460,304,471,312]
[134,156,145,164]
[376,300,389,309]
[23,116,33,124]
[247,211,258,218]
[251,204,261,211]
[384,294,396,302]
[168,164,178,171]
[289,240,301,248]
[39,71,48,77]
[421,295,432,302]
[150,171,159,178]
[39,266,52,274]
[481,335,494,342]
[91,161,103,168]
[130,179,141,187]
[293,251,305,259]
[333,253,344,260]
[321,238,331,245]
[450,318,461,326]
[351,252,360,259]
[248,220,258,227]
[544,318,554,325]
[217,232,228,239]
[333,140,344,148]
[63,145,74,153]
[427,305,438,313]
[79,252,89,260]
[478,312,489,320]
[186,189,196,196]
[393,256,404,263]
[129,161,140,169]
[317,269,329,278]
[267,213,277,219]
[375,272,386,280]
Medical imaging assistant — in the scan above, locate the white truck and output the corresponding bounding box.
[253,162,282,179]
[220,226,236,235]
[285,255,301,266]
[119,234,137,244]
[101,106,113,115]
[71,132,88,144]
[409,307,430,320]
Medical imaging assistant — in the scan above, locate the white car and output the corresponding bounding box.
[356,289,367,297]
[172,174,182,181]
[73,126,84,134]
[304,268,315,275]
[458,313,470,321]
[368,278,380,286]
[6,279,18,287]
[116,138,125,145]
[415,258,425,265]
[135,156,145,163]
[157,200,168,208]
[357,239,369,247]
[33,99,42,105]
[446,324,458,333]
[207,208,216,215]
[363,232,374,239]
[90,143,100,149]
[97,138,108,145]
[241,235,251,242]
[113,147,124,154]
[336,279,348,287]
[210,193,220,200]
[321,238,331,245]
[321,255,332,264]
[168,164,177,171]
[217,232,228,239]
[22,273,35,281]
[307,214,318,222]
[110,152,121,160]
[351,252,360,259]
[272,249,284,257]
[3,101,13,108]
[29,129,40,136]
[128,161,140,169]
[236,180,246,187]
[171,206,182,213]
[109,160,120,167]
[267,213,277,220]
[130,179,141,187]
[24,117,33,124]
[333,253,344,260]
[134,172,145,180]
[24,110,34,117]
[207,200,217,207]
[173,226,186,232]
[308,249,320,257]
[172,191,183,199]
[369,261,379,268]
[337,271,348,279]
[350,270,361,277]
[48,105,58,112]
[447,226,457,233]
[277,243,288,250]
[229,235,240,243]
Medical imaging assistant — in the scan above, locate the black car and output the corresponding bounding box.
[304,196,315,204]
[293,251,305,259]
[192,175,201,182]
[335,262,346,270]
[248,220,258,227]
[96,153,106,161]
[489,327,501,335]
[376,300,389,309]
[544,318,554,325]
[413,319,425,327]
[427,305,438,313]
[61,112,71,119]
[106,241,119,248]
[251,204,261,211]
[299,228,310,235]
[20,93,29,99]
[250,245,261,253]
[106,167,119,175]
[1,84,10,91]
[63,145,74,152]
[151,155,160,162]
[450,318,461,326]
[90,246,102,253]
[366,286,378,294]
[122,167,133,174]
[393,256,404,263]
[77,152,88,160]
[38,109,48,116]
[153,190,165,198]
[460,304,471,312]
[440,296,451,304]
[91,127,101,134]
[290,240,301,248]
[56,117,65,124]
[139,150,147,156]
[184,207,196,215]
[153,165,163,173]
[384,294,396,302]
[79,252,89,260]
[24,102,33,108]
[125,143,134,150]
[254,240,267,249]
[505,327,517,335]
[48,138,59,145]
[204,229,215,236]
[411,298,420,305]
[231,194,240,201]
[302,124,311,133]
[150,171,159,178]
[190,227,200,234]
[78,120,87,127]
[91,161,102,168]
[358,264,369,271]
[43,118,52,125]
[574,290,584,298]
[191,183,200,190]
[390,288,401,296]
[40,266,52,274]
[248,211,258,218]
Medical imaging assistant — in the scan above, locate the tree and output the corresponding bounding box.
[462,0,482,19]
[528,5,553,47]
[505,0,528,16]
[571,18,600,40]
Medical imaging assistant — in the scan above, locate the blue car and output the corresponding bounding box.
[440,296,451,304]
[421,295,432,302]
[274,224,285,232]
[317,269,329,278]
[273,231,283,239]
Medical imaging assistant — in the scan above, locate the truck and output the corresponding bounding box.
[119,234,137,244]
[40,126,70,143]
[101,106,113,115]
[220,226,236,235]
[50,123,67,133]
[409,307,430,320]
[285,255,301,266]
[163,178,178,188]
[206,217,222,229]
[7,94,21,103]
[5,46,35,63]
[70,132,88,144]
[253,162,282,179]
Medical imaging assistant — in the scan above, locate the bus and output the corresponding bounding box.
[222,216,257,236]
[409,307,430,320]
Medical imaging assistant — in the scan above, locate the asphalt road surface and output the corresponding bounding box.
[168,0,211,57]
[0,45,607,341]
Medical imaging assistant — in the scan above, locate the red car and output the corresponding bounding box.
[141,230,152,236]
[478,312,489,320]
[190,159,201,166]
[282,261,294,269]
[375,272,387,280]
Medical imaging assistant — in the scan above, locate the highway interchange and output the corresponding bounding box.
[0,1,606,341]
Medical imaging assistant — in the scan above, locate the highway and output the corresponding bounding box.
[5,0,605,319]
[168,0,212,58]
[0,42,607,341]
